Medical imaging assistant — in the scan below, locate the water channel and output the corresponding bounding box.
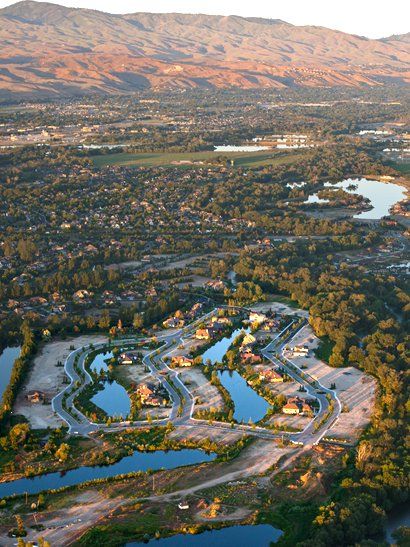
[128,524,282,546]
[0,450,216,498]
[0,346,21,399]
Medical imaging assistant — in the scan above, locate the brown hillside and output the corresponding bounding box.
[0,1,408,99]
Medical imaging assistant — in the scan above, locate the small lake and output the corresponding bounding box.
[305,178,406,219]
[218,370,270,423]
[89,350,114,373]
[128,524,282,546]
[214,145,270,152]
[0,346,21,399]
[0,449,216,498]
[201,328,249,365]
[91,380,131,418]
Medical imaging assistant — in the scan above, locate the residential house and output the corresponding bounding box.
[259,369,284,383]
[283,401,300,415]
[241,351,263,365]
[119,352,137,365]
[282,397,313,415]
[249,312,267,324]
[136,383,156,403]
[204,279,226,292]
[163,317,185,329]
[210,316,232,326]
[136,382,168,407]
[241,333,257,350]
[171,356,194,367]
[26,390,46,404]
[195,328,212,340]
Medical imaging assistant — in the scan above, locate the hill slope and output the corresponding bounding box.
[0,0,409,99]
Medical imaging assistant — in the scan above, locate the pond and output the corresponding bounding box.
[91,380,131,418]
[89,350,114,373]
[201,328,249,365]
[305,178,406,219]
[128,524,282,546]
[218,370,270,423]
[0,449,216,498]
[214,145,270,152]
[0,346,21,399]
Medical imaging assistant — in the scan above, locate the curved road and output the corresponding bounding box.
[52,306,341,446]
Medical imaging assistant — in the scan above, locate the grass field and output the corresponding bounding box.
[92,149,309,169]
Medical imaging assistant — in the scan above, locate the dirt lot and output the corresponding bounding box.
[284,325,376,440]
[179,367,225,413]
[175,275,213,288]
[266,414,311,431]
[170,424,243,444]
[0,489,123,547]
[161,252,236,272]
[13,334,107,429]
[251,301,309,318]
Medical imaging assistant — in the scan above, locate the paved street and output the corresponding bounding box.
[51,307,341,446]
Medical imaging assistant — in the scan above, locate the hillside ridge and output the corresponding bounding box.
[0,0,408,99]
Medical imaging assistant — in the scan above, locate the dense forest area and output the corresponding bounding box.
[233,238,409,545]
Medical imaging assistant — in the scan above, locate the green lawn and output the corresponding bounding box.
[92,149,309,169]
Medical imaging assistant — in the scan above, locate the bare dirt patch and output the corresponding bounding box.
[14,334,107,429]
[179,367,225,413]
[251,301,309,318]
[170,424,243,445]
[285,325,376,440]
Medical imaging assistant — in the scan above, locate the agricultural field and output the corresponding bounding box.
[91,149,308,168]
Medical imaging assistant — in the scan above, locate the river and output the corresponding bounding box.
[0,449,216,498]
[128,524,282,546]
[0,346,21,399]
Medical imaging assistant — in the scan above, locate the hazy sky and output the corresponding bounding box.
[1,0,409,38]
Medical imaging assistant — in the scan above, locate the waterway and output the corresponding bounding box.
[128,524,282,546]
[0,346,21,399]
[0,449,216,498]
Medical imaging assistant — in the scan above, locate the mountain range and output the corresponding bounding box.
[0,0,409,99]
